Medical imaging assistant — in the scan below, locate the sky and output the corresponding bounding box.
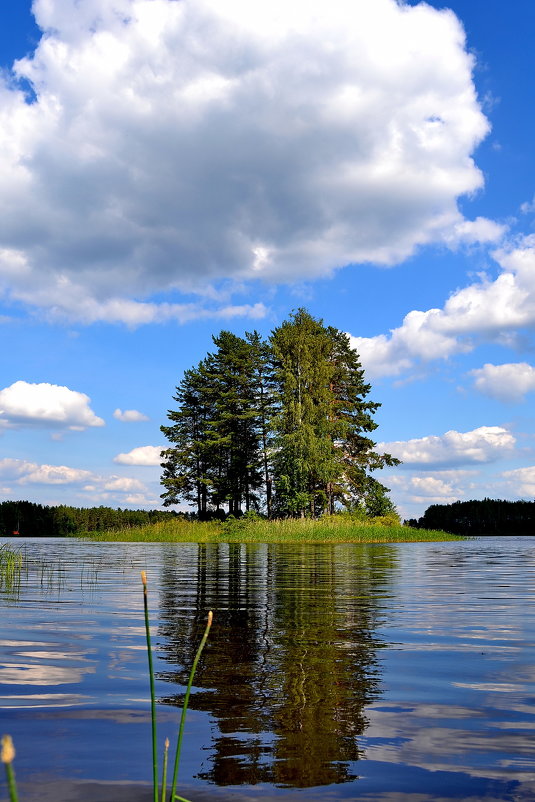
[0,0,534,520]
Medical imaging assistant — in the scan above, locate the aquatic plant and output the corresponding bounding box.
[142,571,213,802]
[1,735,18,802]
[1,574,212,802]
[0,544,23,594]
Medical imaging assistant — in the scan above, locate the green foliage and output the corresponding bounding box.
[269,309,400,517]
[221,510,263,537]
[162,309,400,521]
[0,544,23,593]
[161,331,266,518]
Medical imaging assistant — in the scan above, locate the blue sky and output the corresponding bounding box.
[0,0,534,519]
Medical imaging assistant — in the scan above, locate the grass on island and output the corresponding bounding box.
[81,514,460,543]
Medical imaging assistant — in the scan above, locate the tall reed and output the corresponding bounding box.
[170,610,212,802]
[1,735,18,802]
[142,570,159,802]
[0,544,23,593]
[142,571,213,802]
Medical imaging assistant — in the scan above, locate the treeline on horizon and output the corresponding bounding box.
[0,500,177,538]
[408,499,535,536]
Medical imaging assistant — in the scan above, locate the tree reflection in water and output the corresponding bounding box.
[156,543,396,788]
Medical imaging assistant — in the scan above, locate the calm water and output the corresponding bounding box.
[1,536,535,802]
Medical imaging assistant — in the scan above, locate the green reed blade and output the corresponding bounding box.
[142,571,159,802]
[1,735,19,802]
[161,737,170,802]
[170,610,213,802]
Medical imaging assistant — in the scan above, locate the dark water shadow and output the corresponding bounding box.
[155,542,396,789]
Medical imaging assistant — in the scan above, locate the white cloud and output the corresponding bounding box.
[114,445,163,466]
[0,458,93,485]
[0,0,491,321]
[113,408,149,422]
[379,425,516,468]
[103,476,146,492]
[470,362,535,403]
[442,216,506,247]
[502,466,535,497]
[19,464,94,485]
[383,468,482,516]
[388,474,460,504]
[123,492,161,506]
[0,381,104,429]
[520,195,535,214]
[0,458,38,480]
[0,458,155,501]
[351,237,535,377]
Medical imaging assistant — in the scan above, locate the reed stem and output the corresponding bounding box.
[169,610,213,802]
[161,737,170,802]
[142,570,159,802]
[1,735,18,802]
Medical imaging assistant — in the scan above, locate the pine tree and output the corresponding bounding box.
[246,330,276,517]
[270,310,338,517]
[325,325,399,512]
[269,309,399,517]
[161,362,215,517]
[161,332,266,517]
[205,331,264,515]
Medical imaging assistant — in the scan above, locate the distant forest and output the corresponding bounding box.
[0,500,176,538]
[408,499,535,536]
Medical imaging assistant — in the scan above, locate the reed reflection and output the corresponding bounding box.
[157,543,395,788]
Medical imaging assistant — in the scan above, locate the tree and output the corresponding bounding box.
[161,310,399,518]
[205,331,264,515]
[269,309,399,517]
[161,362,215,517]
[246,331,276,517]
[161,332,266,517]
[270,309,337,517]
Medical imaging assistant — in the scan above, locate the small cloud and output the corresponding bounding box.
[123,493,161,506]
[469,362,535,403]
[0,381,104,430]
[114,445,163,466]
[103,476,146,492]
[520,195,535,214]
[0,459,38,480]
[0,458,94,486]
[389,474,460,503]
[443,216,507,246]
[19,464,94,485]
[113,408,149,422]
[502,466,535,497]
[379,426,516,469]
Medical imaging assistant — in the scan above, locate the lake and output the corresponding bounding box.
[1,536,535,802]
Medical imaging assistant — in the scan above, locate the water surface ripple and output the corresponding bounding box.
[1,536,534,801]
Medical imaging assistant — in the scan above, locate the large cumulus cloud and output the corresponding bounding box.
[0,0,492,323]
